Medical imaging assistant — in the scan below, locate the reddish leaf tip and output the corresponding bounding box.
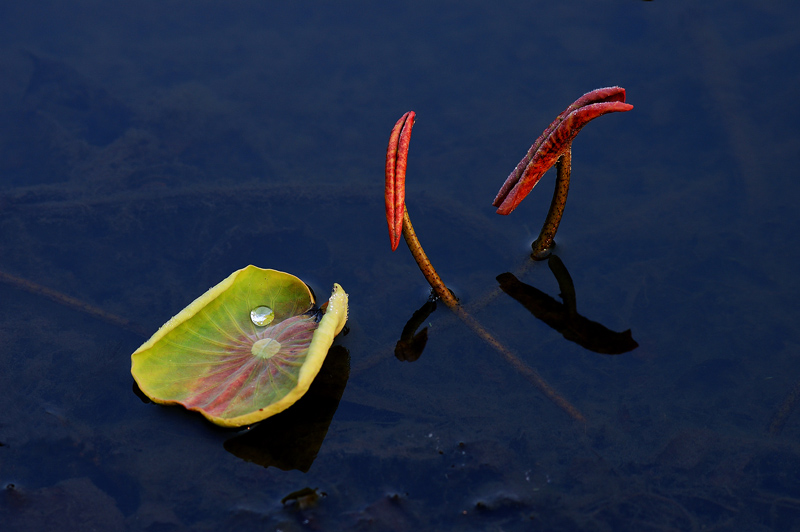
[386,111,415,250]
[493,87,632,215]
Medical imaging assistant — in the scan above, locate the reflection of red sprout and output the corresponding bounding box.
[493,87,633,258]
[384,111,585,422]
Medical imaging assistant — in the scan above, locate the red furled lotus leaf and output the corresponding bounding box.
[493,87,633,215]
[385,111,415,251]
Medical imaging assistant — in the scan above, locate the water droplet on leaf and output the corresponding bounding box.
[250,306,274,326]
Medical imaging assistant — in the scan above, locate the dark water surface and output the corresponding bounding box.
[2,1,800,530]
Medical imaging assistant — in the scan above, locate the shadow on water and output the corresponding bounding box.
[223,346,351,472]
[497,255,639,355]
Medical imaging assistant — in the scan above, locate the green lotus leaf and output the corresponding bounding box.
[131,265,348,427]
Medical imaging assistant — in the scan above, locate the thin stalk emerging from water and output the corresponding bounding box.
[531,145,571,259]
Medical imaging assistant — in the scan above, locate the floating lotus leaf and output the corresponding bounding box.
[131,265,348,427]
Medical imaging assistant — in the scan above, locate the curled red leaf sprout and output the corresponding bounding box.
[493,86,633,215]
[385,111,415,251]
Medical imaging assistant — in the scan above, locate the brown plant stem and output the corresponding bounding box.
[401,207,459,308]
[401,207,586,422]
[531,144,571,259]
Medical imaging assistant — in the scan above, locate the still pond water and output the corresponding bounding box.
[2,1,800,530]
